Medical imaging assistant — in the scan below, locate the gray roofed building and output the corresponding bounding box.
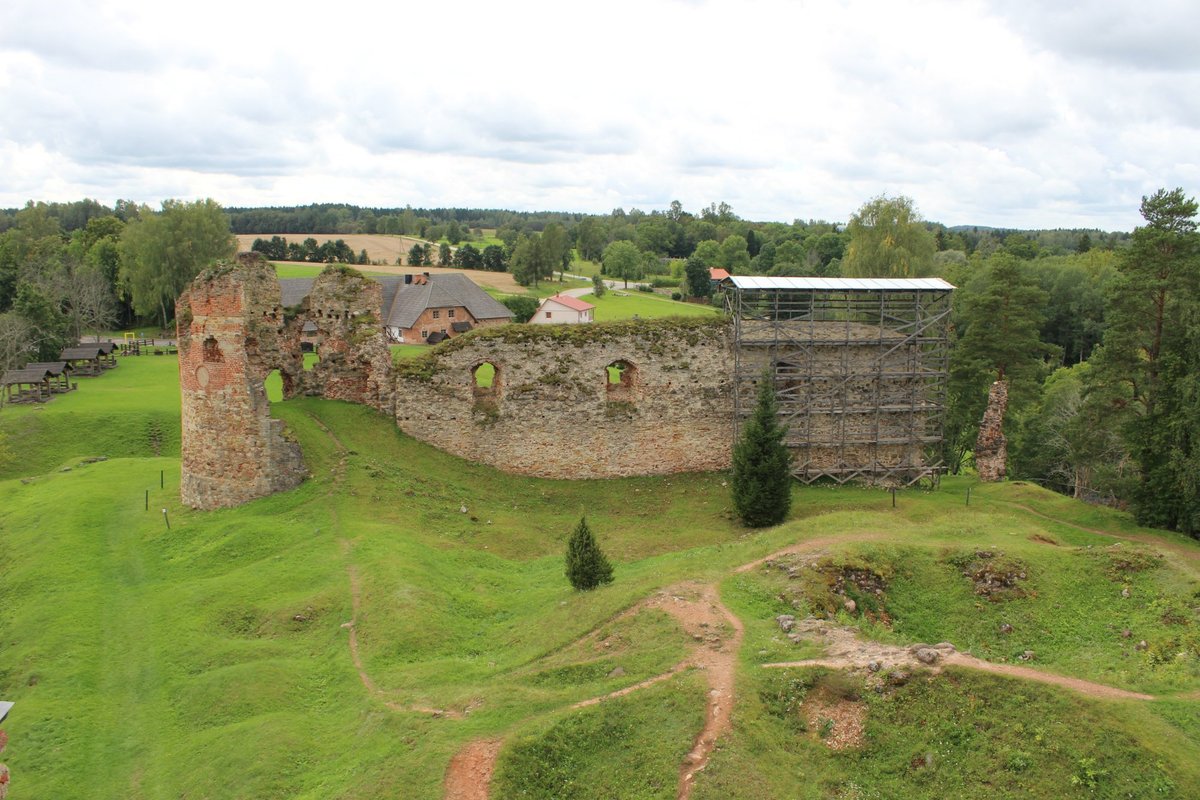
[279,272,513,344]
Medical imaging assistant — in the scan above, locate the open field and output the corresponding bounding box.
[236,233,431,265]
[1,349,1199,799]
[236,234,505,267]
[269,260,527,293]
[580,290,721,321]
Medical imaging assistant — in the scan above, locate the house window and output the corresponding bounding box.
[545,311,552,318]
[441,329,447,335]
[449,309,456,318]
[420,330,428,339]
[433,310,440,319]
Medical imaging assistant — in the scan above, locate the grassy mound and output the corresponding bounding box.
[1,354,1198,798]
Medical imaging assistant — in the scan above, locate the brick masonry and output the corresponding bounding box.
[178,255,393,509]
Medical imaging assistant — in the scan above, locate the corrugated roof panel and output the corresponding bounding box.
[727,276,954,291]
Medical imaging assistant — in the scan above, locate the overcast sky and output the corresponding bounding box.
[1,0,1197,230]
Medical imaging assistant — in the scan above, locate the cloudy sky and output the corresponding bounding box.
[1,0,1197,230]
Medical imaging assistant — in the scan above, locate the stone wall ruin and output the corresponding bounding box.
[177,264,951,509]
[178,254,393,509]
[393,319,734,478]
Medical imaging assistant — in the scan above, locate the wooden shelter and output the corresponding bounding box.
[2,368,52,403]
[23,361,75,393]
[59,345,105,376]
[97,341,119,368]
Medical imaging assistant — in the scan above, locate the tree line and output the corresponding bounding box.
[0,199,235,373]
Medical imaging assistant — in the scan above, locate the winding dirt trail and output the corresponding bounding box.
[301,411,1193,799]
[308,412,459,718]
[760,618,1154,701]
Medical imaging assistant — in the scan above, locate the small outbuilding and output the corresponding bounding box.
[2,368,52,403]
[23,361,75,393]
[59,345,106,376]
[529,294,595,325]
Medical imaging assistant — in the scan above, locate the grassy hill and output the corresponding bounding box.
[1,354,1198,799]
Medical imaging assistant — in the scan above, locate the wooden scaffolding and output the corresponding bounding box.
[726,276,954,486]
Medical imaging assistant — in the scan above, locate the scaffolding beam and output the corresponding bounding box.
[726,278,953,486]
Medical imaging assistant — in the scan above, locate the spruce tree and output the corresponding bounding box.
[732,370,792,527]
[565,517,614,590]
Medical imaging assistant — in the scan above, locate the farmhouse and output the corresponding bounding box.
[528,293,595,324]
[280,272,512,345]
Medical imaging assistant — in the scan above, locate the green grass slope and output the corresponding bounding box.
[0,355,1198,799]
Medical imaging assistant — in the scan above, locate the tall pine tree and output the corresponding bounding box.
[1090,188,1200,533]
[732,370,792,527]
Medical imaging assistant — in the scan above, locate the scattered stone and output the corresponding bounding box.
[459,504,468,514]
[915,648,940,665]
[608,666,626,678]
[1121,587,1131,598]
[776,614,796,632]
[867,660,881,673]
[1121,629,1132,639]
[888,670,910,686]
[999,623,1014,634]
[1018,650,1035,661]
[843,599,857,614]
[1135,640,1148,651]
[787,633,803,643]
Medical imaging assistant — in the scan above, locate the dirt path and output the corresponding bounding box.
[443,739,503,800]
[762,617,1155,701]
[307,412,459,718]
[444,582,744,800]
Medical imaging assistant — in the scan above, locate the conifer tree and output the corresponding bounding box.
[732,370,792,527]
[565,517,614,590]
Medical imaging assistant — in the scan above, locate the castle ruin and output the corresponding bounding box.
[178,260,952,509]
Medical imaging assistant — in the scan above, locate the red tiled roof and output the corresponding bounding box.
[709,268,731,281]
[544,294,595,312]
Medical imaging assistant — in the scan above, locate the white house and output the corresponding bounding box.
[529,294,595,324]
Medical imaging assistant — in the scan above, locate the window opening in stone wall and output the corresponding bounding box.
[473,362,497,390]
[202,337,223,362]
[605,360,637,401]
[433,310,440,319]
[449,309,456,318]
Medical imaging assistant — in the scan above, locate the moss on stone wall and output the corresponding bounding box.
[394,317,730,382]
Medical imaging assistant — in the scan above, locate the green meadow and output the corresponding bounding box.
[1,353,1199,798]
[579,290,720,321]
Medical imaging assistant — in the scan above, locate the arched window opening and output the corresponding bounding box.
[472,362,499,396]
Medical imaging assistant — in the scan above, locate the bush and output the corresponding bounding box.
[565,517,614,590]
[636,284,653,293]
[671,292,682,301]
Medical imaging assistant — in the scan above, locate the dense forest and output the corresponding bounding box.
[0,193,1193,536]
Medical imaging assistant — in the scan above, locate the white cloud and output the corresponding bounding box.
[0,0,1196,229]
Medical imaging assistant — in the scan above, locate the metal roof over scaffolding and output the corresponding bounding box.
[724,275,954,486]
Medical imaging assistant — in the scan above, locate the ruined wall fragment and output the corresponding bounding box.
[178,254,306,509]
[394,319,734,478]
[290,266,394,413]
[975,379,1008,482]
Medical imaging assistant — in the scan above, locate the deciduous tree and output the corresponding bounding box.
[843,195,936,278]
[119,199,234,327]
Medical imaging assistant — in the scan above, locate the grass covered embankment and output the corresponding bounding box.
[1,352,1199,799]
